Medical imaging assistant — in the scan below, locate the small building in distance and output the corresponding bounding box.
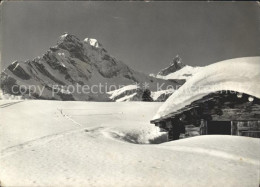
[150,57,260,140]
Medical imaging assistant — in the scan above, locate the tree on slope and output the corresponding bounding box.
[142,89,153,102]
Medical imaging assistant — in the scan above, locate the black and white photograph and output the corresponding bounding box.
[0,1,260,186]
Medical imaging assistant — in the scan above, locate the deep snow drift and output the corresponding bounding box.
[0,100,259,186]
[153,57,260,120]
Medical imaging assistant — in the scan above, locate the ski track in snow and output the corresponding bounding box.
[0,107,108,159]
[0,101,23,108]
[0,124,106,160]
[57,108,82,126]
[0,105,127,160]
[0,127,86,159]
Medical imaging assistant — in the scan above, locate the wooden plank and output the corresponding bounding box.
[231,121,237,135]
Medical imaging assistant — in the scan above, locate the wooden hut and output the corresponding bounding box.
[150,57,260,141]
[151,91,260,140]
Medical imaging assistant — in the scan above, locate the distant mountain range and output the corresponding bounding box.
[107,56,202,102]
[0,33,183,101]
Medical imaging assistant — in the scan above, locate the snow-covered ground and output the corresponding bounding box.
[0,100,259,186]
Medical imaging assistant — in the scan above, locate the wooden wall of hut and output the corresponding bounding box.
[153,91,260,140]
[231,121,260,138]
[170,91,260,127]
[198,120,260,138]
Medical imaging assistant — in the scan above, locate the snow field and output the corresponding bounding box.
[0,100,259,186]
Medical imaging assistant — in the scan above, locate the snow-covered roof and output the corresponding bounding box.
[152,57,260,121]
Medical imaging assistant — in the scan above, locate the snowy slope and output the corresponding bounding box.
[116,92,138,102]
[107,85,139,100]
[107,84,175,102]
[0,100,259,186]
[153,57,260,120]
[157,65,202,80]
[0,33,178,101]
[151,89,175,101]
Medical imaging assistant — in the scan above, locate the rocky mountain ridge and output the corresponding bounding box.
[0,33,179,101]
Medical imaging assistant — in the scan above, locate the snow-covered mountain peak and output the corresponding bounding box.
[84,38,102,48]
[1,33,179,101]
[60,33,69,39]
[156,56,202,81]
[58,33,80,43]
[158,55,185,76]
[56,33,104,54]
[11,60,18,65]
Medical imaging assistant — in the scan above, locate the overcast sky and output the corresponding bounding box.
[1,1,260,73]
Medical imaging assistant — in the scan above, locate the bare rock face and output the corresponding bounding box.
[158,55,185,76]
[1,33,180,101]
